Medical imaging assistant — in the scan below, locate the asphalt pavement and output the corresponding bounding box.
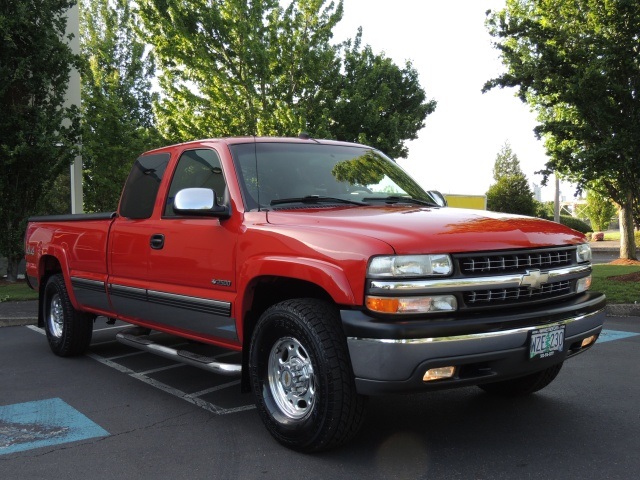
[1,313,639,478]
[1,240,638,477]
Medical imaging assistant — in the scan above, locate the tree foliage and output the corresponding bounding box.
[0,0,81,280]
[331,30,436,158]
[486,142,536,216]
[81,0,162,213]
[492,141,523,181]
[137,0,433,158]
[487,175,537,217]
[485,0,640,258]
[137,0,340,140]
[586,188,617,232]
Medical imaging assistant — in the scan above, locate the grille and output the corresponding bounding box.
[458,248,573,275]
[463,280,571,306]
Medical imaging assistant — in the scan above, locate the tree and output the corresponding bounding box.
[330,29,436,158]
[137,0,342,141]
[487,175,537,217]
[137,0,434,158]
[492,141,523,181]
[586,188,617,233]
[485,0,640,259]
[486,142,536,216]
[81,0,162,213]
[0,0,81,281]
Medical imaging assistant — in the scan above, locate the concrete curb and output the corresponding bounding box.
[605,304,640,317]
[0,318,37,327]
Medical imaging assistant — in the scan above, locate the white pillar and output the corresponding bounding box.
[65,3,83,214]
[554,174,560,223]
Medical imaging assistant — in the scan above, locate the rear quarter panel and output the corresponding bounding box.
[26,219,112,313]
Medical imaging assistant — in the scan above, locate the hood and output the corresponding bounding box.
[266,205,585,255]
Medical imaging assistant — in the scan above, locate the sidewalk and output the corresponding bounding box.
[589,240,632,252]
[0,301,38,327]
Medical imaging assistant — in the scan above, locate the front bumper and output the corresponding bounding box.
[342,292,606,395]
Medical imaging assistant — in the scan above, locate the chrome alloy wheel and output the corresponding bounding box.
[268,337,316,420]
[48,293,64,338]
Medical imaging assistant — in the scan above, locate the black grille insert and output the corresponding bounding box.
[458,248,573,275]
[463,280,571,306]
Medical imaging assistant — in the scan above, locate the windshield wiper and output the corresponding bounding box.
[270,195,367,206]
[362,196,438,207]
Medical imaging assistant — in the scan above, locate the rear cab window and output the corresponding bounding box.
[119,153,171,219]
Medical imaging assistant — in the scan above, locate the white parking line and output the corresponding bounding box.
[24,324,254,416]
[187,380,241,398]
[137,363,186,375]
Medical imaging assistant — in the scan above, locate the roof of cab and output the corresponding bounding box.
[140,136,369,156]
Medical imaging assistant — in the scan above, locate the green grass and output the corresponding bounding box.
[0,280,39,302]
[591,264,640,304]
[603,231,640,242]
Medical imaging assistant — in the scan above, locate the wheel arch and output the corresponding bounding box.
[37,255,64,327]
[239,274,347,393]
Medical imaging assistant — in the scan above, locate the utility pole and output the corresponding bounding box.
[554,174,560,223]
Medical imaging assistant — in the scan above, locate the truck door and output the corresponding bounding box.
[141,148,239,343]
[108,152,171,322]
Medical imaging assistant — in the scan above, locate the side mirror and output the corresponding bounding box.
[174,188,231,218]
[428,190,448,207]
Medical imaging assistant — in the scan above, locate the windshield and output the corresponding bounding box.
[230,142,436,210]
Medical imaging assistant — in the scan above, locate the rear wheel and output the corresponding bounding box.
[43,274,93,356]
[249,298,366,452]
[478,363,563,397]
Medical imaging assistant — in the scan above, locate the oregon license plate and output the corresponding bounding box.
[529,325,565,360]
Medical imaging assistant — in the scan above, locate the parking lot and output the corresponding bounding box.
[1,315,639,479]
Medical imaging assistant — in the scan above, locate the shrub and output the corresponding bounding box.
[486,174,537,217]
[558,215,592,234]
[585,190,617,232]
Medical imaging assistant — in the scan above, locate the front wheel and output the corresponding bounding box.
[478,363,563,397]
[249,299,366,452]
[43,274,94,356]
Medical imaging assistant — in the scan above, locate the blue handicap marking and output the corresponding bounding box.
[597,329,640,343]
[0,398,109,455]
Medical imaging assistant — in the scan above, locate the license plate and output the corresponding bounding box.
[529,325,565,360]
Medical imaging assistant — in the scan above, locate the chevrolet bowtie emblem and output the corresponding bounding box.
[520,269,549,289]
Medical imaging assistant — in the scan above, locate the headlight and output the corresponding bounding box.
[368,254,452,278]
[576,244,592,263]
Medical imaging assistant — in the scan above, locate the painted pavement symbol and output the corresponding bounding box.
[597,329,640,343]
[0,398,109,455]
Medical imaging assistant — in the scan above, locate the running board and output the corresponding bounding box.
[116,330,242,376]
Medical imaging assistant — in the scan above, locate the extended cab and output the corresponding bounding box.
[25,137,606,452]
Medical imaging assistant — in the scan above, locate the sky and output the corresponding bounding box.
[332,0,572,202]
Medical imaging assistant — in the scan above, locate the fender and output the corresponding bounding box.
[237,255,359,316]
[37,244,81,311]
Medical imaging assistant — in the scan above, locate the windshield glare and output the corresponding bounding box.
[230,142,434,210]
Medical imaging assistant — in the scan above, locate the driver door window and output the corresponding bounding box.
[164,149,226,216]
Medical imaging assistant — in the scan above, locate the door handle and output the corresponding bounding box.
[150,234,165,250]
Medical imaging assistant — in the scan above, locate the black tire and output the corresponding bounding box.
[249,298,366,452]
[478,363,564,397]
[43,274,93,356]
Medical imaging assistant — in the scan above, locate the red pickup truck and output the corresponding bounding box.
[25,136,606,452]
